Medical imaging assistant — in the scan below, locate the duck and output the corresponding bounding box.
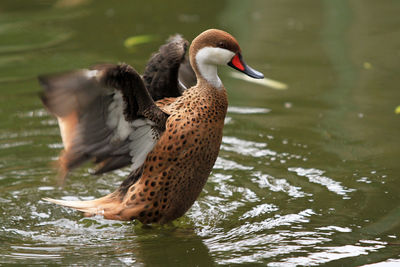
[40,29,264,224]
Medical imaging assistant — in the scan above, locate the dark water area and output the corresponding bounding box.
[1,0,400,266]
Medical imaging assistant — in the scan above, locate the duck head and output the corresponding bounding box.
[189,29,264,88]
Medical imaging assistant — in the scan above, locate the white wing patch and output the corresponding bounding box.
[85,69,99,79]
[129,119,158,171]
[106,91,158,172]
[107,91,133,143]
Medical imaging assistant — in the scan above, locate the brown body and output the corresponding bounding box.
[119,86,227,223]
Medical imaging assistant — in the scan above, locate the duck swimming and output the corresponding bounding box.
[40,29,264,224]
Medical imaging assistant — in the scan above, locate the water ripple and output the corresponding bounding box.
[203,209,318,264]
[239,203,279,220]
[273,242,386,266]
[216,209,315,240]
[221,136,276,157]
[288,167,355,197]
[7,252,62,259]
[0,141,32,149]
[214,157,253,170]
[252,171,308,198]
[227,106,271,114]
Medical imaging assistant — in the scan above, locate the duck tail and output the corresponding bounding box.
[42,193,125,219]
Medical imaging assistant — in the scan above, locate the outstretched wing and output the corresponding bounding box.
[143,34,196,101]
[39,63,168,179]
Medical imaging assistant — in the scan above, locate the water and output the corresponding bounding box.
[1,0,400,265]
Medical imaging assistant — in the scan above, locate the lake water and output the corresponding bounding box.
[1,0,400,266]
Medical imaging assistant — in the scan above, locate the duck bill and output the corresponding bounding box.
[228,53,264,79]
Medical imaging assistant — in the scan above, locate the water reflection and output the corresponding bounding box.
[240,203,278,220]
[5,214,216,266]
[251,171,307,198]
[132,227,216,267]
[278,242,385,266]
[221,136,276,157]
[228,105,271,114]
[288,167,355,197]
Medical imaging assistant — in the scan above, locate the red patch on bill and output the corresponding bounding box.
[231,54,245,71]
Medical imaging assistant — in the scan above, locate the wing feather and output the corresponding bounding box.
[39,64,167,179]
[39,34,195,179]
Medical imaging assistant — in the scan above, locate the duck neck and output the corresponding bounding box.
[196,63,222,89]
[191,50,223,89]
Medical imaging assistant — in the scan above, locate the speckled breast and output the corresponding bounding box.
[130,87,228,224]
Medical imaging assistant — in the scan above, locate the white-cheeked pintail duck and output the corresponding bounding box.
[40,29,264,224]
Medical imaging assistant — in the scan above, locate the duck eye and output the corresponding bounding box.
[217,42,226,48]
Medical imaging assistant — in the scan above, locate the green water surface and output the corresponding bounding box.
[0,0,400,266]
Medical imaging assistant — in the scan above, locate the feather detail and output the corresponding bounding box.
[43,197,108,214]
[42,194,127,220]
[43,192,146,221]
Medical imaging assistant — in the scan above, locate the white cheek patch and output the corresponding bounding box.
[195,47,235,88]
[196,47,235,65]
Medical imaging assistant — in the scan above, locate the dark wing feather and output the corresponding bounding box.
[143,34,196,101]
[39,34,196,179]
[39,70,106,117]
[39,64,168,179]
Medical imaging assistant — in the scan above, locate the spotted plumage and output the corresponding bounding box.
[40,29,264,224]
